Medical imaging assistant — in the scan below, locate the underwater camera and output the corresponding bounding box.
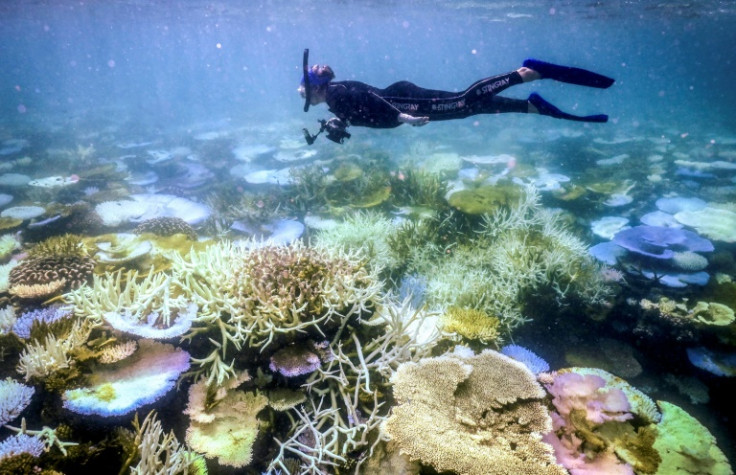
[303,118,351,145]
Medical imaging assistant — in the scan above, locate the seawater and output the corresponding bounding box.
[1,0,735,473]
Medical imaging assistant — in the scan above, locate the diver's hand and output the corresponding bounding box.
[398,113,429,126]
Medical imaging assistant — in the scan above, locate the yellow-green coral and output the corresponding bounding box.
[440,306,500,343]
[0,234,20,261]
[185,383,267,469]
[652,401,732,475]
[28,234,88,259]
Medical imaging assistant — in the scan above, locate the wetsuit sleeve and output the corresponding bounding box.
[327,82,403,128]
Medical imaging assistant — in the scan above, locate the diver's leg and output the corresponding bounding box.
[522,59,615,89]
[527,92,608,123]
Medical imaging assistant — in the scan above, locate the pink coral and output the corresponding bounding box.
[546,371,632,424]
[543,371,635,475]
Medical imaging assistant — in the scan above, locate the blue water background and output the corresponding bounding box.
[2,0,735,133]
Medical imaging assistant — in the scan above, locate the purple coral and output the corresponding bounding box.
[11,305,72,339]
[612,225,713,259]
[0,433,45,460]
[500,344,549,375]
[269,343,321,377]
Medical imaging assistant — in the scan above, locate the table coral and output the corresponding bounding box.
[185,379,267,469]
[381,348,565,475]
[62,339,190,417]
[652,401,732,474]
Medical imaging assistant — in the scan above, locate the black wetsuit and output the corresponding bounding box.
[325,71,527,128]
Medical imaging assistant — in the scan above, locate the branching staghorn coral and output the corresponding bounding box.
[268,298,440,474]
[126,411,205,475]
[311,210,399,273]
[414,186,613,334]
[16,317,94,381]
[63,268,194,329]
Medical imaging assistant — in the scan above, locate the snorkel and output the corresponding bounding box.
[302,48,311,112]
[302,49,350,145]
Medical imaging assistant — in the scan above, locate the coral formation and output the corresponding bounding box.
[0,378,35,425]
[127,411,206,475]
[16,318,94,382]
[382,348,565,475]
[440,306,500,343]
[28,234,88,259]
[185,376,267,468]
[652,401,731,474]
[416,187,613,333]
[11,306,73,340]
[311,210,400,273]
[9,255,95,298]
[134,216,198,240]
[62,339,190,417]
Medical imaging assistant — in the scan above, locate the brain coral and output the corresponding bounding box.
[134,216,197,240]
[9,255,95,298]
[381,348,565,475]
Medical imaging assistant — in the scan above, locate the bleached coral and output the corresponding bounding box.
[0,305,16,335]
[130,411,205,475]
[417,186,613,333]
[0,260,19,293]
[381,348,564,475]
[311,210,400,272]
[0,378,34,425]
[64,268,194,329]
[98,340,138,364]
[16,318,93,381]
[63,339,190,417]
[268,298,440,474]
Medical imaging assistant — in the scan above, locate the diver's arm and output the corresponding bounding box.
[365,91,428,127]
[398,113,429,126]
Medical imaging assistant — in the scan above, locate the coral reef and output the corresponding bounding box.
[381,347,565,475]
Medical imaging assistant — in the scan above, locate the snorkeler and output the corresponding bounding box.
[299,52,614,144]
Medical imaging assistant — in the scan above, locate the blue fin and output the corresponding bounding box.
[529,93,608,123]
[524,59,615,89]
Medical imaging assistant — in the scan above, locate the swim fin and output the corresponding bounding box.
[523,58,615,89]
[528,92,608,123]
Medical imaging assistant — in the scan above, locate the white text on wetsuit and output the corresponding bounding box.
[477,77,510,95]
[432,99,466,111]
[391,102,420,112]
